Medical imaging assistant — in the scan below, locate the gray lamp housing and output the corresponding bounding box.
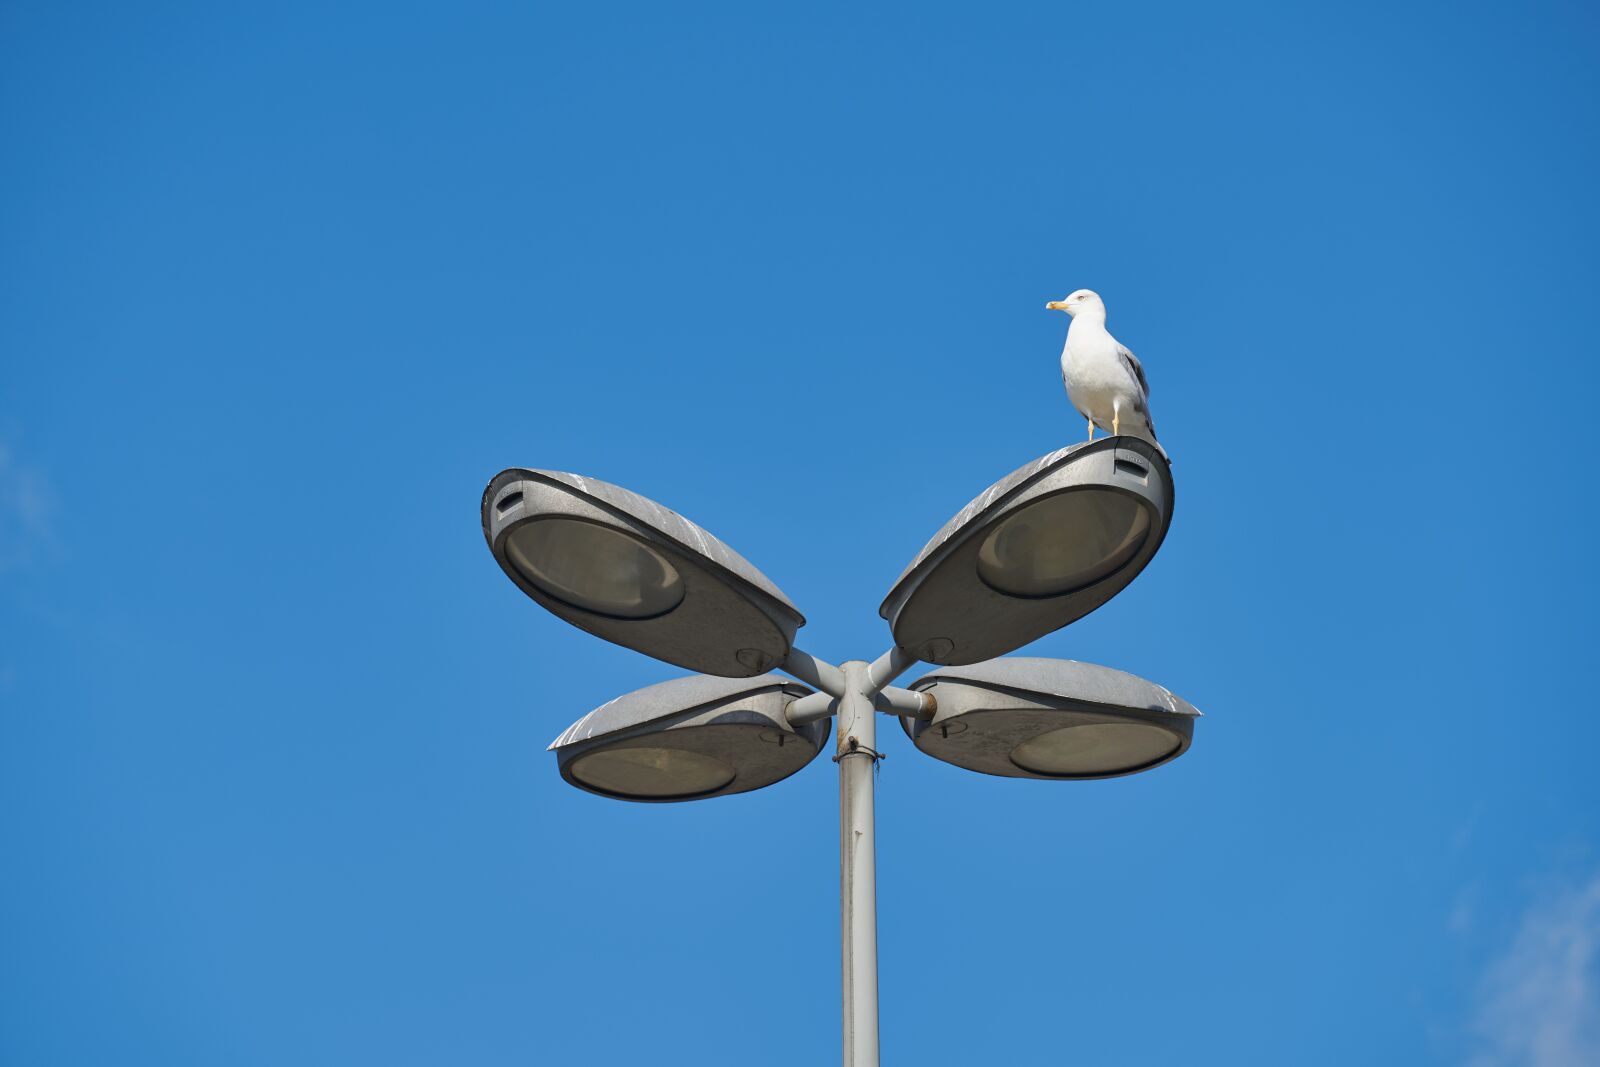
[551,673,831,802]
[901,657,1199,780]
[880,438,1173,666]
[483,468,806,678]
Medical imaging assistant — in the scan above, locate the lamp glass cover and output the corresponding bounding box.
[505,518,686,619]
[976,489,1150,598]
[1009,721,1179,776]
[569,746,737,798]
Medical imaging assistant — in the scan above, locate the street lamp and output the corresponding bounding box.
[483,468,806,677]
[481,439,1198,1067]
[900,657,1198,779]
[879,436,1172,665]
[549,673,830,802]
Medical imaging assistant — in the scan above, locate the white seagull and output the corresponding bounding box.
[1046,289,1167,459]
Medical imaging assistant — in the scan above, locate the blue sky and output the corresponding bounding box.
[3,2,1597,1064]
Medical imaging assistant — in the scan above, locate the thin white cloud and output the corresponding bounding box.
[0,442,56,572]
[1469,873,1600,1067]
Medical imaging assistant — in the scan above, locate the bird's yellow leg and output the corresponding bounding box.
[1087,418,1094,441]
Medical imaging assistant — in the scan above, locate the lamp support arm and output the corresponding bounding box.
[782,647,848,698]
[865,645,919,693]
[874,686,935,719]
[784,649,933,726]
[785,691,837,726]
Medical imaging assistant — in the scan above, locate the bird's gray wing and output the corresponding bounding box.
[1117,343,1150,404]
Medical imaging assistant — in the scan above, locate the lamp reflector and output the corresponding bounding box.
[569,742,737,799]
[1008,721,1181,777]
[505,518,686,619]
[976,488,1151,598]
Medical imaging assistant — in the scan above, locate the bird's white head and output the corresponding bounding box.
[1045,289,1106,319]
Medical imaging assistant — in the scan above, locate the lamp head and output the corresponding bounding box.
[880,438,1173,665]
[901,657,1199,780]
[483,469,806,677]
[551,673,830,802]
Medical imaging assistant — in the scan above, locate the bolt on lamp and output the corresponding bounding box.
[480,435,1198,1067]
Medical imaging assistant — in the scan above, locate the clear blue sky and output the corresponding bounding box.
[3,3,1597,1064]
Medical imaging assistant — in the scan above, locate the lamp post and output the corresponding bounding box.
[481,436,1198,1066]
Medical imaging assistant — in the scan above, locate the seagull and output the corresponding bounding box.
[1045,289,1168,459]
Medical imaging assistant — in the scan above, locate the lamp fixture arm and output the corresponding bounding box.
[786,691,838,726]
[784,648,934,727]
[865,646,919,693]
[782,647,849,698]
[874,686,935,720]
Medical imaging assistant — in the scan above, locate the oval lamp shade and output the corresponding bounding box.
[900,657,1200,780]
[880,438,1173,666]
[483,468,806,678]
[550,673,831,802]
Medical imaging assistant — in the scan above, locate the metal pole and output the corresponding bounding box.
[837,660,880,1067]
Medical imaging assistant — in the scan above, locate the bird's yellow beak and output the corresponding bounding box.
[1045,300,1069,311]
